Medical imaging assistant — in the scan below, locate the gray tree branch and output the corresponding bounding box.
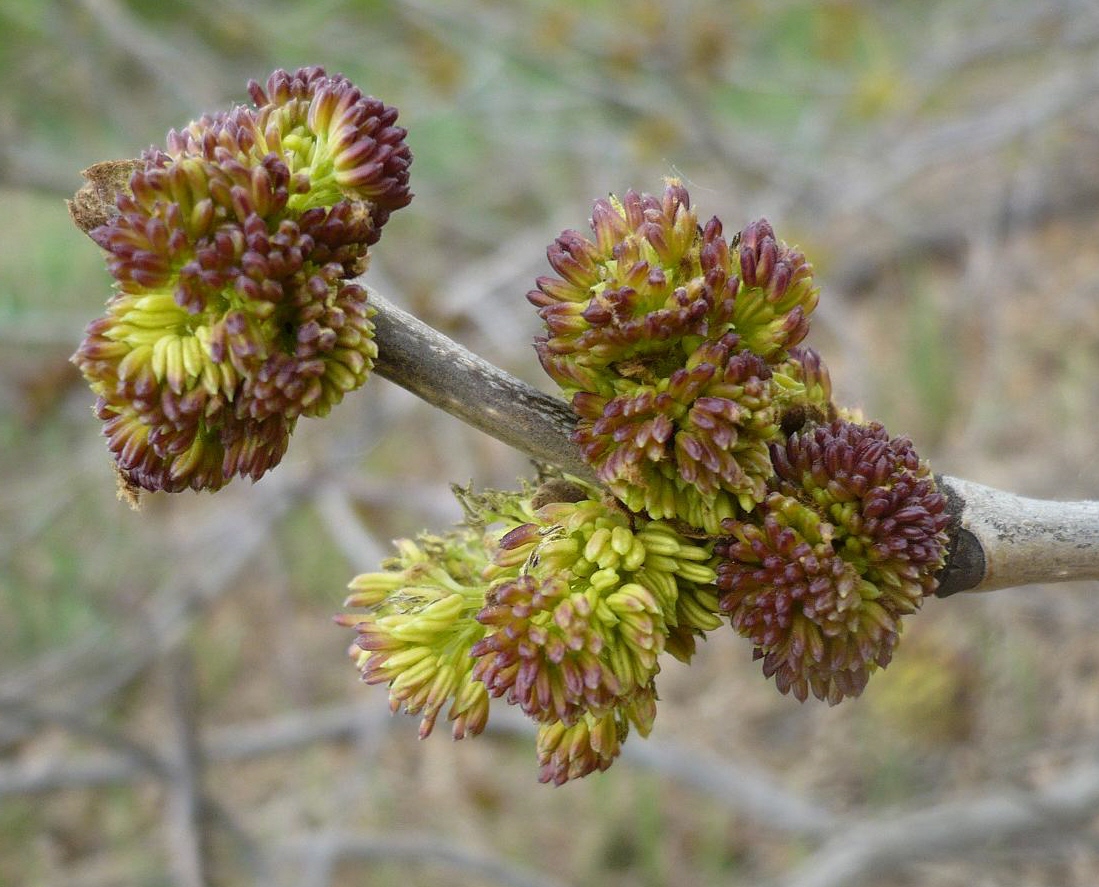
[363,290,1099,596]
[367,289,594,482]
[778,755,1099,887]
[66,173,1099,595]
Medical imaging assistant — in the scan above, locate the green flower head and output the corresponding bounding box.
[71,68,411,493]
[571,333,786,533]
[727,218,817,361]
[472,492,719,726]
[528,181,722,396]
[337,532,492,740]
[528,181,821,531]
[339,481,723,782]
[528,181,818,396]
[245,66,413,226]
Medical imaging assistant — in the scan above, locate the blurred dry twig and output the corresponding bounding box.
[779,754,1099,887]
[275,830,573,887]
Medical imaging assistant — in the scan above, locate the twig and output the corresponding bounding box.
[833,56,1099,217]
[0,704,386,797]
[778,755,1099,887]
[362,291,1099,595]
[311,482,387,571]
[0,693,265,882]
[0,700,833,838]
[484,705,834,837]
[0,464,304,744]
[273,830,574,887]
[0,697,171,781]
[12,696,1099,886]
[936,476,1099,595]
[367,289,595,483]
[164,647,208,887]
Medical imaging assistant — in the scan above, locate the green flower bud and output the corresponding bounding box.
[770,420,950,608]
[246,67,413,228]
[728,219,817,361]
[528,183,818,397]
[337,531,491,740]
[472,492,717,724]
[528,181,821,532]
[341,481,724,781]
[535,683,657,785]
[528,180,731,398]
[716,420,950,704]
[572,333,785,533]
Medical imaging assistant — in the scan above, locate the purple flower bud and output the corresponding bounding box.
[716,420,950,704]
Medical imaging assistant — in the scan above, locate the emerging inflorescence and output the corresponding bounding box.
[338,480,722,784]
[338,180,951,782]
[72,67,411,492]
[71,82,950,785]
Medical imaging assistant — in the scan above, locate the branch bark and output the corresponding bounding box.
[65,173,1099,595]
[364,290,1099,596]
[367,290,594,482]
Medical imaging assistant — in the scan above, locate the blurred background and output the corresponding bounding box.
[3,0,1099,885]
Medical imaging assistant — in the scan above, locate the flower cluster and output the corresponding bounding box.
[335,178,950,783]
[524,181,954,712]
[571,333,784,533]
[335,532,492,740]
[528,181,822,533]
[715,420,950,703]
[72,67,411,492]
[475,495,718,724]
[73,79,957,785]
[338,481,721,783]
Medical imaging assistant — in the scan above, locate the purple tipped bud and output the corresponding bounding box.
[716,420,949,704]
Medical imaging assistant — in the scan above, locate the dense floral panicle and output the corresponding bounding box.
[73,285,296,492]
[730,219,818,361]
[472,493,717,725]
[716,420,950,704]
[339,482,722,781]
[572,333,786,533]
[536,684,657,785]
[73,69,403,492]
[529,181,739,396]
[528,182,824,535]
[529,185,819,399]
[246,67,412,228]
[337,532,492,740]
[167,66,413,230]
[770,420,951,605]
[75,207,377,490]
[716,493,897,704]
